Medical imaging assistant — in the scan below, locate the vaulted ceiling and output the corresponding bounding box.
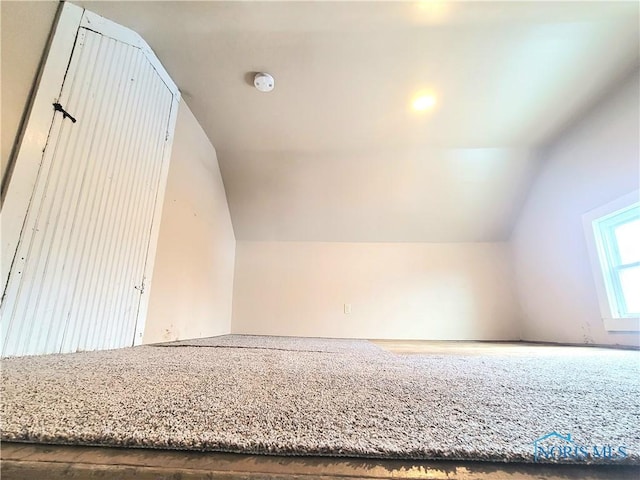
[84,1,639,241]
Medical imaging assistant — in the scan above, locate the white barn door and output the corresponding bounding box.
[1,4,180,357]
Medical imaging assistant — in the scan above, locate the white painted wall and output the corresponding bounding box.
[5,2,636,347]
[232,242,519,340]
[511,71,640,347]
[1,0,59,182]
[143,102,235,344]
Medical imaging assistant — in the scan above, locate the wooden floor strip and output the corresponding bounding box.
[2,443,639,479]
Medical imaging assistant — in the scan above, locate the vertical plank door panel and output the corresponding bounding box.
[1,6,179,357]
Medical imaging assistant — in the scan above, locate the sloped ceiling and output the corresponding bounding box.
[83,1,639,241]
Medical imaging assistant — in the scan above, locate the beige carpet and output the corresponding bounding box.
[2,335,639,465]
[154,334,384,353]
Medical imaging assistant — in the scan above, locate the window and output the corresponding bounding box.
[583,191,640,332]
[593,205,640,317]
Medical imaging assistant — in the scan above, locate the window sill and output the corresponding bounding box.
[603,317,640,332]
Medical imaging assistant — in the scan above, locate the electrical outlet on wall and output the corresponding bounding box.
[344,303,352,314]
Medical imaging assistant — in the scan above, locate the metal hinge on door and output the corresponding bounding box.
[134,277,146,294]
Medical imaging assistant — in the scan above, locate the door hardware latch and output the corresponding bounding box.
[53,102,77,123]
[134,277,146,294]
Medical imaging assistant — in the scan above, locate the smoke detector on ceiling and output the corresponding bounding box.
[254,72,275,92]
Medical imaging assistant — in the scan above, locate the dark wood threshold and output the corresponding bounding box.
[2,443,639,480]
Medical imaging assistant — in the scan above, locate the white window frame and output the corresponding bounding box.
[582,190,640,332]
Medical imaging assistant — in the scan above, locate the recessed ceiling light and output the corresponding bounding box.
[412,94,436,111]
